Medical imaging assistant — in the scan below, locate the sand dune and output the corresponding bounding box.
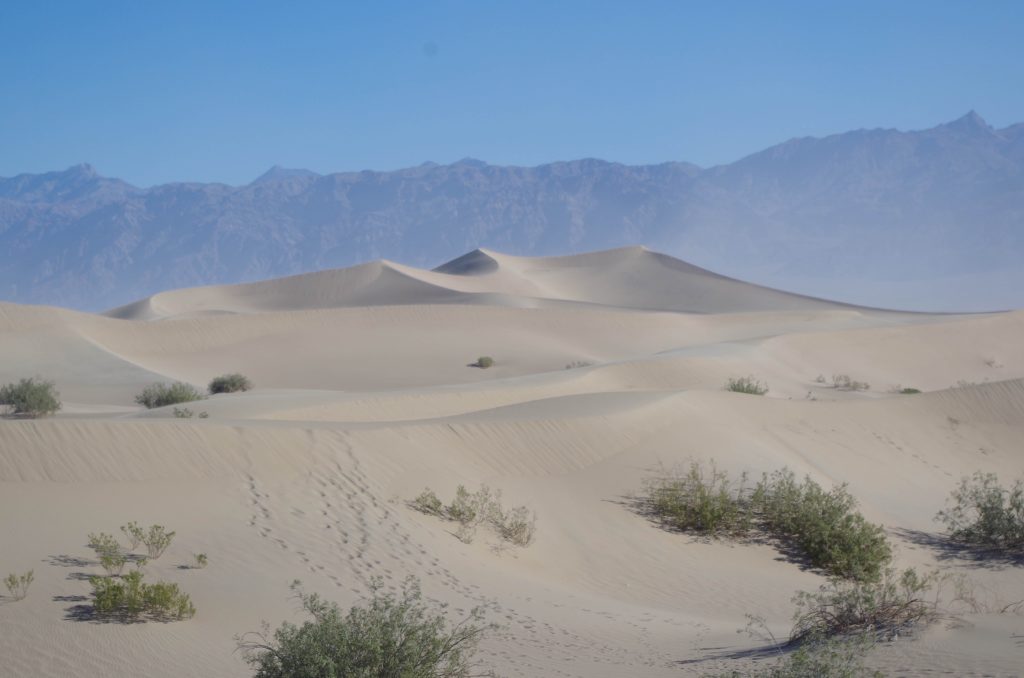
[106,247,883,321]
[2,247,1022,677]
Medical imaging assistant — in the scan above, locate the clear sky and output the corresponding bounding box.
[2,0,1022,186]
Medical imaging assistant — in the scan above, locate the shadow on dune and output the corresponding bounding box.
[891,528,1024,568]
[612,493,832,574]
[45,554,93,568]
[674,642,785,668]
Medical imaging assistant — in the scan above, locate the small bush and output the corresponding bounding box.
[410,488,444,516]
[642,464,891,581]
[173,407,194,418]
[936,472,1024,549]
[0,377,61,417]
[88,532,123,558]
[474,356,494,369]
[705,634,878,677]
[411,485,535,547]
[121,521,143,550]
[831,375,869,392]
[198,411,209,418]
[141,525,176,559]
[446,485,497,528]
[4,570,33,601]
[644,461,752,537]
[754,470,891,582]
[208,373,252,394]
[238,577,496,678]
[100,553,127,576]
[899,388,921,394]
[135,382,204,409]
[725,376,769,396]
[493,505,537,547]
[790,568,938,643]
[193,553,208,569]
[89,570,195,621]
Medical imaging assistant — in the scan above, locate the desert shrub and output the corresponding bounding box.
[193,553,208,569]
[831,375,869,392]
[411,488,444,516]
[209,373,253,394]
[565,360,593,370]
[725,376,769,396]
[899,388,921,394]
[121,521,143,550]
[88,532,123,558]
[642,464,890,581]
[493,505,537,547]
[141,525,176,559]
[198,411,209,418]
[240,577,495,678]
[89,570,195,621]
[644,461,752,537]
[3,570,33,601]
[706,634,878,677]
[100,553,127,576]
[411,485,535,547]
[0,377,61,417]
[173,407,194,418]
[790,568,938,643]
[446,485,497,528]
[753,470,891,582]
[474,356,494,369]
[936,472,1024,549]
[135,382,204,409]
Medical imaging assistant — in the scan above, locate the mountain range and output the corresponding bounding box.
[2,111,1022,311]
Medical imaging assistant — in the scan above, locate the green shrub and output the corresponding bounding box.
[208,373,253,394]
[410,488,444,516]
[831,375,869,392]
[705,634,878,677]
[89,570,195,621]
[936,472,1024,549]
[725,376,769,396]
[100,553,127,576]
[411,485,536,547]
[193,553,208,569]
[753,470,891,582]
[173,407,194,418]
[239,577,495,678]
[790,568,937,643]
[474,356,494,369]
[3,570,33,601]
[644,461,752,537]
[121,521,143,550]
[141,525,176,559]
[493,505,537,547]
[135,382,204,409]
[88,532,123,558]
[899,388,921,395]
[0,377,61,417]
[642,464,891,581]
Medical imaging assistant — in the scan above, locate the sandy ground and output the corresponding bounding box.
[1,247,1022,677]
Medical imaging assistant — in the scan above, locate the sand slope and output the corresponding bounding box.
[2,248,1022,677]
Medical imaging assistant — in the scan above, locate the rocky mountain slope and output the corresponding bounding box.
[2,112,1021,311]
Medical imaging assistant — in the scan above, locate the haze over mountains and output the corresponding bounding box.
[3,111,1022,311]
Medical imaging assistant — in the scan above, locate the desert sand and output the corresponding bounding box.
[1,246,1022,677]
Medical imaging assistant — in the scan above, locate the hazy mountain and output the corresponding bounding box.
[2,112,1022,311]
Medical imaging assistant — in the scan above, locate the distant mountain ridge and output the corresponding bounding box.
[2,112,1022,311]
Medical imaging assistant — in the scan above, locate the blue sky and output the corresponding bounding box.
[2,0,1022,186]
